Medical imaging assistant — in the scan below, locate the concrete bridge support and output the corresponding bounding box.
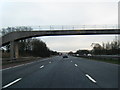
[15,41,19,58]
[10,41,19,60]
[10,41,14,60]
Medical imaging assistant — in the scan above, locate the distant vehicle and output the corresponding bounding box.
[63,55,68,58]
[59,53,62,56]
[87,54,92,56]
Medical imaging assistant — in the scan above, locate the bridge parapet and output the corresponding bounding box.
[0,24,118,36]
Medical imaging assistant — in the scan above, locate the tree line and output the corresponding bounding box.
[69,39,120,55]
[1,26,59,58]
[3,38,59,57]
[1,26,33,36]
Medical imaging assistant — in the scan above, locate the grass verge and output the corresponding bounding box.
[75,56,120,65]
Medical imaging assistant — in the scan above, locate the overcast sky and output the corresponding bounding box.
[0,0,119,52]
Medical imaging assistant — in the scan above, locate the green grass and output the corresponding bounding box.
[76,56,119,65]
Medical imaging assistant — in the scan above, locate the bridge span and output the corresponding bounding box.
[0,29,120,60]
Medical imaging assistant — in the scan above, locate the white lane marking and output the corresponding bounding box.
[75,64,78,67]
[49,62,51,63]
[24,62,35,65]
[12,64,25,68]
[1,59,50,71]
[0,67,12,71]
[2,78,22,88]
[85,74,96,83]
[0,63,25,71]
[71,61,72,62]
[40,65,44,68]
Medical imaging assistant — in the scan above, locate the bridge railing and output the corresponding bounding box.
[0,24,118,36]
[32,24,118,30]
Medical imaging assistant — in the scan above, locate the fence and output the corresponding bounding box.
[0,24,118,36]
[75,55,119,60]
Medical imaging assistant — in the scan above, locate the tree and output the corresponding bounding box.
[75,50,89,55]
[91,43,102,55]
[31,39,50,57]
[68,51,74,55]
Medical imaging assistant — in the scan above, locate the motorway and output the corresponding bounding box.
[2,56,119,88]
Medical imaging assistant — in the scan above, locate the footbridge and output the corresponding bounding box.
[0,25,119,60]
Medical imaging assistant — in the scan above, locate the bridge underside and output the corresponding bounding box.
[1,29,119,60]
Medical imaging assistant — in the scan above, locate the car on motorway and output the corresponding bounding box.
[63,55,68,58]
[87,54,92,56]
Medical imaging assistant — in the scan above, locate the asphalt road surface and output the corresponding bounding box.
[2,56,119,88]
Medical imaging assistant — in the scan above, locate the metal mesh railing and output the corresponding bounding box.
[0,24,118,36]
[31,24,118,30]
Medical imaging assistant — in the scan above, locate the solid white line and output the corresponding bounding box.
[2,78,22,88]
[0,67,12,71]
[40,65,44,68]
[85,74,96,83]
[12,64,25,68]
[1,59,50,71]
[75,64,78,67]
[1,62,35,71]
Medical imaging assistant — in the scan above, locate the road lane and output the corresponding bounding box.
[8,56,98,88]
[69,56,119,88]
[2,55,119,88]
[2,56,59,87]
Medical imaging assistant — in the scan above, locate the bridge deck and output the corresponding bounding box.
[1,29,120,46]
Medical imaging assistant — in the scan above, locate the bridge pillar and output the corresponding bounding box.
[10,41,19,60]
[10,41,15,60]
[15,41,19,58]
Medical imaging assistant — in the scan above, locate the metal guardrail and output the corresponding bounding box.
[75,55,120,60]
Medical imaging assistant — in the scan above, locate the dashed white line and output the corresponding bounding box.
[71,61,72,62]
[49,62,51,63]
[40,65,44,68]
[85,74,96,83]
[75,64,78,67]
[2,78,22,88]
